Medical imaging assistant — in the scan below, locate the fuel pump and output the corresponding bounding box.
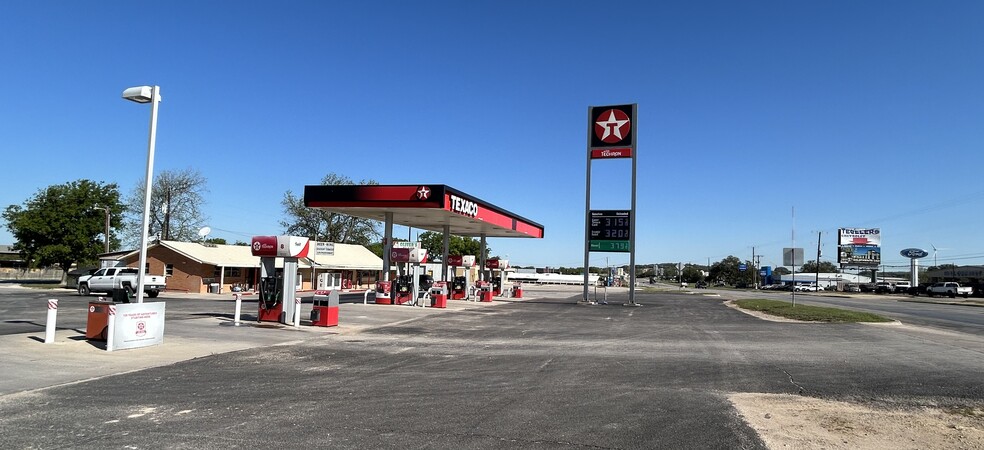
[393,274,414,305]
[257,272,283,322]
[486,258,509,296]
[447,255,476,300]
[389,247,428,305]
[251,235,310,324]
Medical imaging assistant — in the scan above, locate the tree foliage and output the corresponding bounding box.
[280,173,380,245]
[124,168,208,244]
[681,265,705,283]
[3,180,122,279]
[798,260,839,273]
[708,255,755,285]
[416,231,489,262]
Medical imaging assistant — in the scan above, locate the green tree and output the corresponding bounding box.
[798,260,839,273]
[124,168,209,244]
[416,231,488,262]
[682,265,704,283]
[3,180,122,282]
[660,263,679,280]
[773,266,791,276]
[281,173,380,245]
[708,256,754,286]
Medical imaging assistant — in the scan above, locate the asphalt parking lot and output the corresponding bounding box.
[1,285,983,448]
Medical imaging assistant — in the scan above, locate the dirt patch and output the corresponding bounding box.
[730,393,984,449]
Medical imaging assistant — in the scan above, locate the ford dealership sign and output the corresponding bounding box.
[900,248,929,259]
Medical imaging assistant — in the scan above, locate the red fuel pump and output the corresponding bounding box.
[486,258,509,297]
[447,255,476,300]
[392,274,414,305]
[451,276,467,300]
[257,276,284,322]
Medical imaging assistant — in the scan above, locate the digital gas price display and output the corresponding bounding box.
[589,210,631,252]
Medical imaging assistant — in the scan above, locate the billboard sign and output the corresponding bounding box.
[839,228,881,246]
[838,228,881,266]
[839,245,881,266]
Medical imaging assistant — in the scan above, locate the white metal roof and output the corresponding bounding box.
[121,240,383,271]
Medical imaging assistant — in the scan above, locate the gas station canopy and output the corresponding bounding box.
[304,184,544,239]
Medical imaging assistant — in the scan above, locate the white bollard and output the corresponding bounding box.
[106,304,117,352]
[233,293,242,326]
[44,299,58,344]
[294,297,302,328]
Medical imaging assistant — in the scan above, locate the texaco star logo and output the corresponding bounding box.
[252,241,261,252]
[594,109,631,144]
[416,186,430,200]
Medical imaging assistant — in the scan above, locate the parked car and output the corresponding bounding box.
[842,283,861,292]
[77,267,167,299]
[894,281,911,293]
[874,282,895,294]
[925,282,972,299]
[794,284,820,292]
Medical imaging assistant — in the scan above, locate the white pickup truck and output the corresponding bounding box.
[925,282,972,299]
[77,267,166,298]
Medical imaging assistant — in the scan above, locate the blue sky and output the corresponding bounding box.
[2,1,983,270]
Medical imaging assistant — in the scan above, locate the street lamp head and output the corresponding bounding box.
[122,86,155,103]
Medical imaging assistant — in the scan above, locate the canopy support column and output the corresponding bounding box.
[441,225,450,282]
[383,212,393,281]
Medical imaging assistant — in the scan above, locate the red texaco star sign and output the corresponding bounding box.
[594,109,631,144]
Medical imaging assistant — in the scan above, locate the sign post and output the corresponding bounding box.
[783,248,804,306]
[583,104,638,305]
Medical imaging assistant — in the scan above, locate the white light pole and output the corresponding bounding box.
[122,85,162,304]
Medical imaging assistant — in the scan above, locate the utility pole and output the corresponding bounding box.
[752,246,756,289]
[815,231,822,289]
[754,255,763,284]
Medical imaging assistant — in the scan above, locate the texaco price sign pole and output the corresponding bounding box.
[582,104,638,305]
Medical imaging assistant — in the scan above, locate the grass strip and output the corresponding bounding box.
[734,298,892,323]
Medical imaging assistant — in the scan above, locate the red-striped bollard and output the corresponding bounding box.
[106,304,117,352]
[44,299,58,344]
